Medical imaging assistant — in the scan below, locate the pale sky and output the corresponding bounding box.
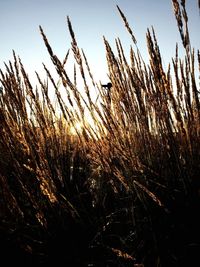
[0,0,199,87]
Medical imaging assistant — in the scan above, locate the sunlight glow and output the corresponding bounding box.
[70,121,84,135]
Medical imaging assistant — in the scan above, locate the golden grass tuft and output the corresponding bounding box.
[0,1,199,266]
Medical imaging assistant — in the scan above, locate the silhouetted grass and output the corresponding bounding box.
[0,1,200,266]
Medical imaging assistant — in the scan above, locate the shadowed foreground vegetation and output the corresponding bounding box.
[0,1,200,266]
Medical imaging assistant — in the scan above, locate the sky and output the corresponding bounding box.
[0,0,199,88]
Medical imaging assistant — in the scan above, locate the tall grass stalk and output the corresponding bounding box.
[0,1,199,266]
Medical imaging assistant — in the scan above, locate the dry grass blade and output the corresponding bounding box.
[133,180,164,207]
[171,0,190,50]
[0,2,199,266]
[111,247,135,261]
[117,5,137,45]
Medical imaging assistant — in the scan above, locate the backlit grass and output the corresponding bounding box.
[0,1,199,266]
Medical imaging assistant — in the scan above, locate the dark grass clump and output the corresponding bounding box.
[0,0,200,266]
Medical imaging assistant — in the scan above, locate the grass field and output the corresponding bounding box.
[0,1,200,266]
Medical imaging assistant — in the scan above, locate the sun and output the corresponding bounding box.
[70,121,83,135]
[69,113,103,139]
